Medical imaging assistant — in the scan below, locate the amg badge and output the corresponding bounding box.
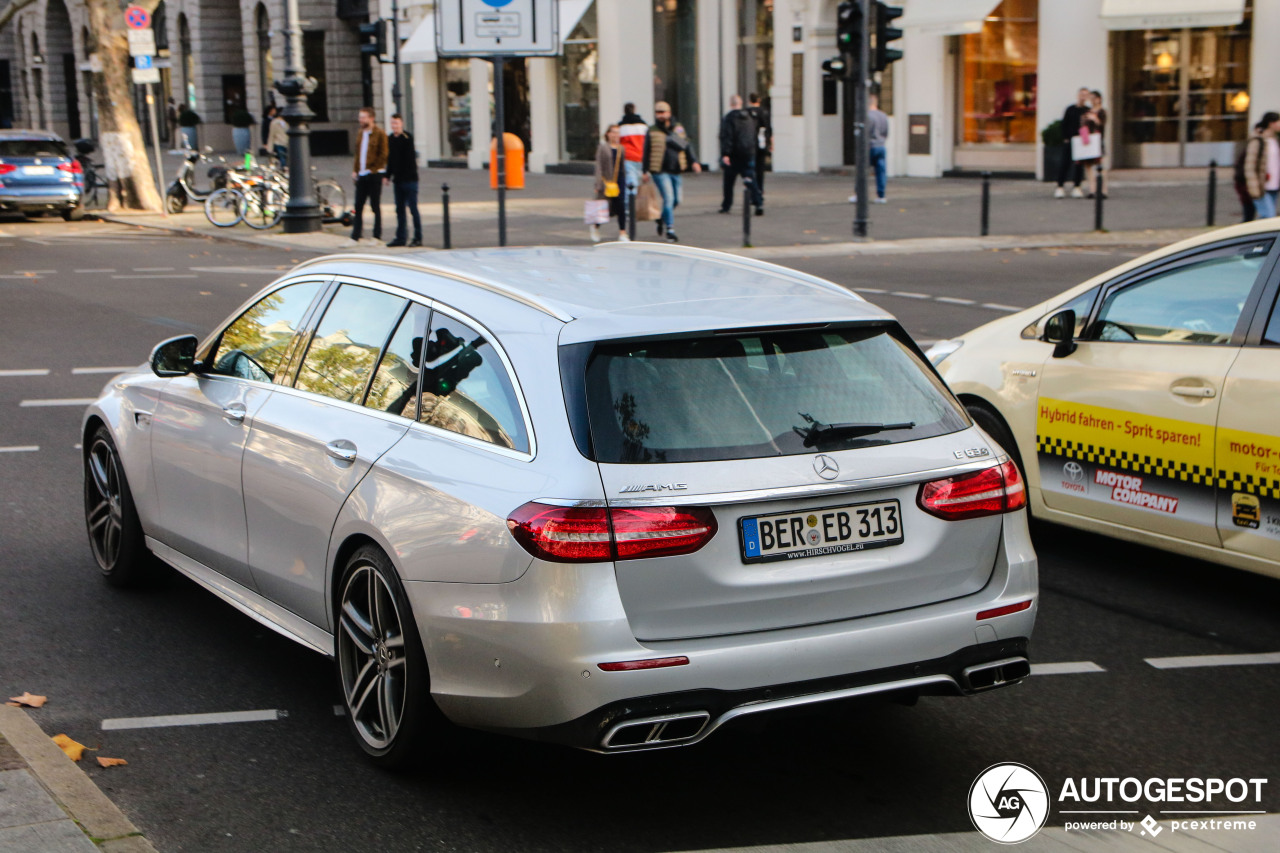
[620,483,689,493]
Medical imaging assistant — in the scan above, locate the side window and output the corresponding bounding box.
[294,284,407,404]
[1022,286,1100,339]
[1263,293,1280,346]
[1089,242,1270,345]
[364,302,431,418]
[416,313,530,453]
[211,281,324,382]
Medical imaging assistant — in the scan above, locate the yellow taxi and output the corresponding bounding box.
[928,221,1280,580]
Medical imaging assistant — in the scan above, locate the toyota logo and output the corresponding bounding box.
[813,454,840,480]
[1063,462,1085,484]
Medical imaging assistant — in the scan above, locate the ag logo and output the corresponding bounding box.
[968,763,1050,844]
[1063,462,1085,484]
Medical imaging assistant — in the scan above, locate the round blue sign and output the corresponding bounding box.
[481,0,515,7]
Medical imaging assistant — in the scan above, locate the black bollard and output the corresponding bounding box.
[1094,166,1104,232]
[980,171,991,237]
[742,179,753,248]
[628,185,637,242]
[441,183,452,250]
[1207,159,1217,227]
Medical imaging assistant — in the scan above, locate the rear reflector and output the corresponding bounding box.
[918,460,1026,520]
[976,600,1033,621]
[507,502,718,563]
[598,656,690,672]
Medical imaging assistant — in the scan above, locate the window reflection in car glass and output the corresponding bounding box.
[416,314,528,452]
[365,302,430,418]
[1094,250,1265,345]
[295,285,407,404]
[212,280,323,381]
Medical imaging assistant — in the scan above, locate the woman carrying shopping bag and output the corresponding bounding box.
[590,125,629,242]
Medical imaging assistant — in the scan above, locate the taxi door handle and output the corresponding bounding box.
[1170,385,1216,399]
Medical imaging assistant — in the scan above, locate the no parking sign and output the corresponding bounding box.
[125,5,150,30]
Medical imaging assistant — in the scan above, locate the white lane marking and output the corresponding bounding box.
[73,443,82,450]
[0,274,43,279]
[1030,661,1106,675]
[188,266,286,274]
[891,291,930,299]
[75,268,117,273]
[853,287,886,293]
[111,274,199,279]
[935,296,976,305]
[101,709,287,731]
[134,267,176,271]
[981,302,1022,312]
[15,269,56,274]
[19,398,97,407]
[1146,651,1280,669]
[72,366,135,375]
[0,369,51,377]
[0,446,40,453]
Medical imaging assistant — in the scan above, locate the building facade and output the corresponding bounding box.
[4,1,1277,179]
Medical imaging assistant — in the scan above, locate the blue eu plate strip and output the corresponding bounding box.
[741,518,761,557]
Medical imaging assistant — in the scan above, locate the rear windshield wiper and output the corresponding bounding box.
[793,413,915,448]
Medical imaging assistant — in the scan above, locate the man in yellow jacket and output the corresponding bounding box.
[351,106,389,242]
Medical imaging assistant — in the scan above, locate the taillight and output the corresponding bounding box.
[58,159,83,174]
[507,502,718,563]
[918,460,1025,520]
[0,163,15,175]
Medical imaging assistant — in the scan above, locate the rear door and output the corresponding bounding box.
[1035,238,1273,546]
[581,324,1002,642]
[1215,282,1280,569]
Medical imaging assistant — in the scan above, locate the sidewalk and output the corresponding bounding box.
[0,706,156,852]
[114,150,1241,255]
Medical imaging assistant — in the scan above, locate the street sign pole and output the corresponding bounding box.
[494,55,506,246]
[391,0,402,116]
[145,83,166,216]
[853,0,870,239]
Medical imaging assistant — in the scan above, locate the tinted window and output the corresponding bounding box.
[583,326,968,464]
[416,313,529,452]
[1090,242,1269,345]
[1264,294,1280,346]
[365,302,430,418]
[211,281,323,382]
[0,139,67,158]
[295,284,406,403]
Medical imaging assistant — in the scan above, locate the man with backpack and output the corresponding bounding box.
[719,95,762,216]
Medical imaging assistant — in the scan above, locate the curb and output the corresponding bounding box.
[98,213,338,254]
[0,705,158,852]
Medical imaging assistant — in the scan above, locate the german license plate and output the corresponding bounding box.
[23,166,55,176]
[739,499,903,563]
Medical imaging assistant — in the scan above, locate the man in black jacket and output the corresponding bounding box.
[385,114,422,247]
[719,95,762,215]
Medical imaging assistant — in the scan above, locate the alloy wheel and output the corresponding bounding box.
[338,563,408,751]
[86,438,124,569]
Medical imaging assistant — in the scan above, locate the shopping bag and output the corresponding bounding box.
[583,199,611,225]
[1071,132,1101,161]
[635,180,662,221]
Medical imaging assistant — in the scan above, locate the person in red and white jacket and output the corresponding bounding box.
[618,103,648,202]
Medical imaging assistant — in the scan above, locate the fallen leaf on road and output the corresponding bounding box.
[52,734,88,762]
[7,693,47,708]
[97,757,128,768]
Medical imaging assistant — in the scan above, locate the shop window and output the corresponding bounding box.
[738,0,773,105]
[653,0,699,150]
[441,59,471,159]
[957,0,1037,146]
[560,2,598,162]
[303,31,328,123]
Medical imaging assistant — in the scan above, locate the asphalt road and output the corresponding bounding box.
[1,219,1277,852]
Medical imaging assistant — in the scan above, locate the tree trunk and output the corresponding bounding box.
[83,0,162,212]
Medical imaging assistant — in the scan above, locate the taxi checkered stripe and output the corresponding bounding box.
[1038,435,1280,498]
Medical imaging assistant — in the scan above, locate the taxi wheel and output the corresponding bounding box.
[335,545,440,770]
[965,401,1024,477]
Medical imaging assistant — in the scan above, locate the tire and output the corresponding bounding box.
[165,188,187,214]
[204,188,244,227]
[965,399,1024,477]
[315,179,345,220]
[62,205,87,222]
[242,182,284,230]
[336,545,437,769]
[84,427,151,587]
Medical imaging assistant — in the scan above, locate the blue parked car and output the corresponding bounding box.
[0,129,84,220]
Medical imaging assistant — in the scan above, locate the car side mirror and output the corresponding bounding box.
[150,335,199,377]
[1042,309,1077,359]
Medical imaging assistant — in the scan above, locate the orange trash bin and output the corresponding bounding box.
[489,132,525,189]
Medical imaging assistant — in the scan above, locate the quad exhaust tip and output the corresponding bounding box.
[962,657,1030,692]
[601,711,711,750]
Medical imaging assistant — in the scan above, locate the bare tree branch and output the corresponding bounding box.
[0,0,39,32]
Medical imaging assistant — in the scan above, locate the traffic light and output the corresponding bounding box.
[359,19,388,59]
[836,1,861,56]
[873,3,904,72]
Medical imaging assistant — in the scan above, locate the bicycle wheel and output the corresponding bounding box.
[242,182,284,230]
[315,179,345,220]
[205,188,245,227]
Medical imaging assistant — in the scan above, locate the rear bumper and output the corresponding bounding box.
[404,511,1037,748]
[0,188,81,209]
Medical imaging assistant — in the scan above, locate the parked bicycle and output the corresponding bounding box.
[73,138,108,210]
[203,160,345,229]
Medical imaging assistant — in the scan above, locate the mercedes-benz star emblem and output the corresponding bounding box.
[813,454,839,480]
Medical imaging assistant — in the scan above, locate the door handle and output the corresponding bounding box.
[325,440,358,463]
[222,402,247,423]
[1170,385,1216,399]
